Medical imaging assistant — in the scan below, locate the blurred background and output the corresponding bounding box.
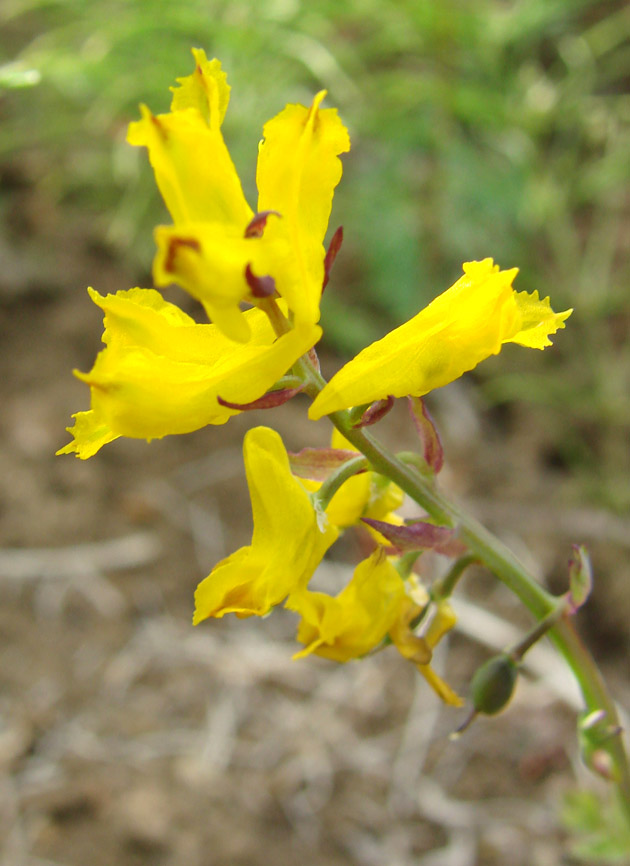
[1,1,629,864]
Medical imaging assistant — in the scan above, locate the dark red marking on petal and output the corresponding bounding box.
[361,518,467,557]
[288,447,363,481]
[408,396,444,474]
[217,386,303,412]
[352,395,395,428]
[244,263,277,298]
[164,236,201,273]
[244,210,282,238]
[150,113,167,140]
[323,226,343,291]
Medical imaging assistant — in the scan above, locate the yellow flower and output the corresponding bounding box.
[128,49,349,341]
[309,259,572,419]
[290,548,462,705]
[389,590,463,706]
[193,426,338,622]
[57,288,320,459]
[289,548,406,661]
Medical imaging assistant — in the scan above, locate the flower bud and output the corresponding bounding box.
[470,653,519,716]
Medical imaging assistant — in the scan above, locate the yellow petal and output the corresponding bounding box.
[153,221,296,342]
[80,325,320,440]
[416,664,464,707]
[388,603,432,666]
[324,469,372,529]
[309,259,571,419]
[193,546,266,619]
[289,548,405,661]
[58,288,320,454]
[425,599,458,647]
[508,289,572,349]
[389,596,463,706]
[127,105,252,228]
[194,427,338,622]
[256,91,350,325]
[169,49,230,128]
[56,409,119,459]
[153,224,254,341]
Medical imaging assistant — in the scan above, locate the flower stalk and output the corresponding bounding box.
[432,555,479,601]
[313,454,368,512]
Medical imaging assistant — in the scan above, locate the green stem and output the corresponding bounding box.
[315,454,368,511]
[295,350,630,819]
[508,602,568,662]
[258,296,293,336]
[270,374,303,391]
[395,550,422,579]
[433,554,478,601]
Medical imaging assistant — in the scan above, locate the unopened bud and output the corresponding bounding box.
[589,749,617,781]
[471,653,519,716]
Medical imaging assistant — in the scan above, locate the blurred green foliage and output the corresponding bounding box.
[563,788,630,863]
[1,0,629,504]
